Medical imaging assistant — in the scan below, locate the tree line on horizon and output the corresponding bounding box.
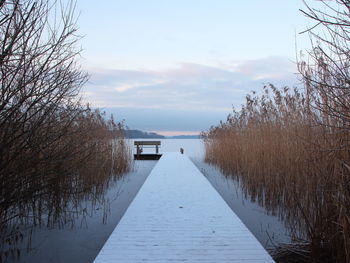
[123,129,200,139]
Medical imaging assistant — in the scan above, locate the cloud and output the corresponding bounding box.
[227,56,297,79]
[103,107,229,132]
[81,57,300,131]
[83,56,299,112]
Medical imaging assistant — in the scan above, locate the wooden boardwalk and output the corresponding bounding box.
[93,153,275,262]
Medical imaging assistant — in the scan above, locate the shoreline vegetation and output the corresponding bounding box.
[0,0,131,260]
[203,1,350,262]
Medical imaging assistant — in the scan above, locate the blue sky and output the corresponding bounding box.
[75,1,317,135]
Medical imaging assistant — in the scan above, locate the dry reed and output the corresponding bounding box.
[204,1,350,261]
[0,1,131,260]
[203,84,350,262]
[0,107,131,261]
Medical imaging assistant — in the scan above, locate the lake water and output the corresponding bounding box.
[5,160,156,263]
[5,139,290,262]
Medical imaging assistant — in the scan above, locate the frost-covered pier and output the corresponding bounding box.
[93,152,275,262]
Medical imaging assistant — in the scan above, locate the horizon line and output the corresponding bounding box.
[150,131,200,137]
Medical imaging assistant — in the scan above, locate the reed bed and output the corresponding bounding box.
[0,107,132,260]
[203,84,350,262]
[204,1,350,261]
[0,0,131,260]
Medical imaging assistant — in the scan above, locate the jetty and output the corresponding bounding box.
[94,153,275,262]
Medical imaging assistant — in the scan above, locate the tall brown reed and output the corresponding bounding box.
[0,0,131,260]
[203,84,350,262]
[204,1,350,261]
[0,107,131,260]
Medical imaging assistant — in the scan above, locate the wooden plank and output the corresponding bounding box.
[94,153,275,262]
[134,141,161,146]
[134,154,162,160]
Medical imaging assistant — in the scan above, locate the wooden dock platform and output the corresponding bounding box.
[133,153,162,160]
[134,140,162,160]
[93,153,275,262]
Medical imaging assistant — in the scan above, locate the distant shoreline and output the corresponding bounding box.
[124,129,200,139]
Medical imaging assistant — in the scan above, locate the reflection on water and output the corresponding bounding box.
[192,158,292,250]
[5,161,156,263]
[5,139,293,262]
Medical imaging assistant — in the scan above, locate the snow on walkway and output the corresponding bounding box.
[93,152,275,262]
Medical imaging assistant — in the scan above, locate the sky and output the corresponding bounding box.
[74,1,318,135]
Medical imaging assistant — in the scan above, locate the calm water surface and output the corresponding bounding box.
[191,159,292,249]
[6,160,156,263]
[7,139,290,262]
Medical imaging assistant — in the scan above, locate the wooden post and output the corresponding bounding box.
[137,145,140,155]
[156,145,159,154]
